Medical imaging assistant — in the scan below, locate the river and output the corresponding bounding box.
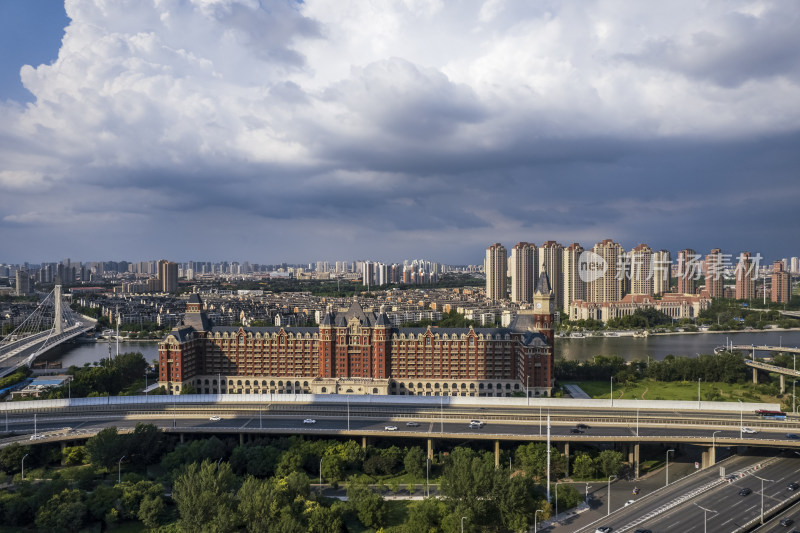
[51,329,800,368]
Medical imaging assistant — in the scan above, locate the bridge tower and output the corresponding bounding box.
[54,284,63,334]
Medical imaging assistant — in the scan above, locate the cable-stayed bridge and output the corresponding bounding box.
[0,285,96,378]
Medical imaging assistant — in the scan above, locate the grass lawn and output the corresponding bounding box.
[562,378,781,404]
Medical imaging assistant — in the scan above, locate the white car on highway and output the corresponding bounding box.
[385,425,398,431]
[303,419,316,424]
[209,416,221,421]
[741,427,757,434]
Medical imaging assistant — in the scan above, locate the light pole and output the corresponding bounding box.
[586,483,591,504]
[426,458,430,497]
[666,449,674,486]
[753,475,773,524]
[698,377,701,409]
[610,376,614,407]
[712,431,721,464]
[118,455,126,484]
[694,503,718,533]
[738,399,743,438]
[21,453,29,481]
[534,510,544,533]
[607,475,616,515]
[461,516,467,533]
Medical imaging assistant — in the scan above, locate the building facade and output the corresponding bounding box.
[735,252,756,301]
[705,248,724,299]
[539,241,564,311]
[510,242,537,304]
[586,239,625,303]
[677,249,697,295]
[159,282,556,397]
[570,293,711,322]
[485,243,508,301]
[772,260,792,303]
[652,250,671,295]
[562,243,585,311]
[629,244,653,296]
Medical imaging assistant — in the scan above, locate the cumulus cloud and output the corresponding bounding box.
[1,0,799,262]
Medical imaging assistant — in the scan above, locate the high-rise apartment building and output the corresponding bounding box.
[15,269,30,296]
[705,248,724,299]
[158,260,179,293]
[653,250,671,295]
[629,244,653,295]
[510,242,537,304]
[586,239,624,303]
[677,249,697,295]
[772,261,792,303]
[485,243,508,301]
[539,241,564,310]
[735,252,756,301]
[562,243,585,310]
[792,257,799,275]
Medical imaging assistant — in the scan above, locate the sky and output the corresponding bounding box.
[0,0,799,265]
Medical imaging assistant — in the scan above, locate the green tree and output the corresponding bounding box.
[85,427,126,469]
[571,452,596,479]
[35,489,87,533]
[515,442,565,480]
[554,484,582,512]
[172,460,237,533]
[61,446,89,466]
[305,501,343,533]
[404,497,447,533]
[138,494,165,529]
[0,442,30,474]
[346,477,386,529]
[404,446,426,479]
[117,480,163,521]
[595,450,624,478]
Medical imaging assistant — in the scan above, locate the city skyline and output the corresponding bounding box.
[1,2,799,264]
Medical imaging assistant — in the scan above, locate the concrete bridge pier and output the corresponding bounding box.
[701,446,716,469]
[239,433,243,445]
[362,436,368,449]
[781,374,786,394]
[633,444,640,479]
[180,433,185,443]
[427,439,434,461]
[753,368,758,384]
[494,440,500,468]
[562,442,570,477]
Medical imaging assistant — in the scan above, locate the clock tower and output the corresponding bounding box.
[532,272,555,345]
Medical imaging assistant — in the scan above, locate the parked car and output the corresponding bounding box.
[303,418,316,424]
[385,425,398,431]
[739,487,752,496]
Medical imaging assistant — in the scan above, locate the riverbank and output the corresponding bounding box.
[559,326,800,339]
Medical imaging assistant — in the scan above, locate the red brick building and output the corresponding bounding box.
[159,275,556,397]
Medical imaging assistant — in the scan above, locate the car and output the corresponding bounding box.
[789,482,799,491]
[469,420,484,428]
[406,422,420,427]
[780,518,794,527]
[788,433,800,440]
[594,527,612,533]
[303,419,316,424]
[739,487,752,496]
[570,428,584,434]
[385,425,398,431]
[29,434,42,441]
[624,499,635,507]
[577,423,589,429]
[633,530,652,533]
[209,415,221,421]
[742,427,757,434]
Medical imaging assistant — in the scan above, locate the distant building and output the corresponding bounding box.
[652,250,671,295]
[15,268,30,296]
[570,293,711,323]
[586,239,624,303]
[510,242,536,304]
[539,241,564,311]
[772,261,792,303]
[562,243,585,310]
[159,260,178,293]
[629,244,653,296]
[485,243,508,301]
[677,249,697,295]
[705,248,724,299]
[735,252,756,301]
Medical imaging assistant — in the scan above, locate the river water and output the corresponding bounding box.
[52,330,800,368]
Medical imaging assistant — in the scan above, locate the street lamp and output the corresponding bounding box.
[534,510,544,533]
[118,455,126,484]
[666,449,674,486]
[694,503,718,533]
[21,453,29,481]
[698,377,702,409]
[738,399,743,438]
[461,516,467,533]
[607,475,616,515]
[753,475,774,524]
